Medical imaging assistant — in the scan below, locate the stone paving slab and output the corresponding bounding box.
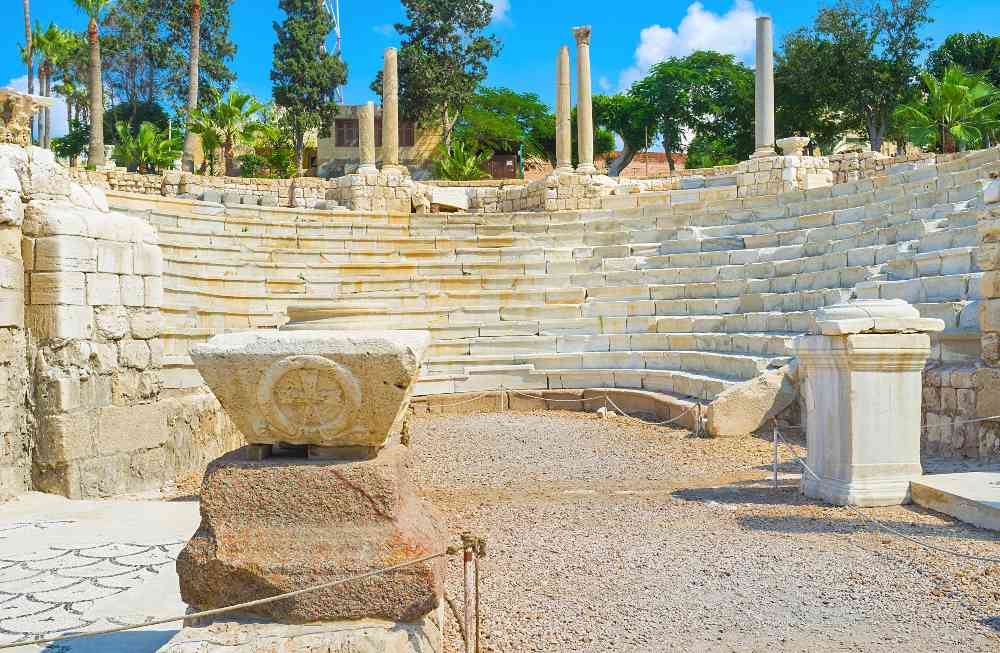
[912,472,1000,532]
[0,492,199,652]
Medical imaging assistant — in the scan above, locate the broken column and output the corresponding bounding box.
[161,329,446,652]
[358,101,378,175]
[792,300,944,506]
[382,47,404,174]
[572,25,596,174]
[752,16,775,159]
[555,45,573,173]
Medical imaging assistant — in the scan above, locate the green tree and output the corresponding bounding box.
[188,91,265,176]
[789,0,933,153]
[104,100,170,141]
[775,28,851,153]
[270,0,347,174]
[374,0,500,145]
[52,119,90,165]
[927,32,1000,87]
[593,93,657,177]
[111,120,182,173]
[22,0,33,142]
[894,65,1000,151]
[453,87,549,157]
[74,0,114,168]
[239,105,297,179]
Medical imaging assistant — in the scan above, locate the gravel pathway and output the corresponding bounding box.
[408,410,1000,653]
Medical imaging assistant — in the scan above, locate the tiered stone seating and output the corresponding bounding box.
[111,148,999,408]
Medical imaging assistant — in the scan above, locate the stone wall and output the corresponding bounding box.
[3,145,242,499]
[973,174,1000,460]
[327,172,414,213]
[69,169,330,209]
[737,155,833,198]
[0,146,30,496]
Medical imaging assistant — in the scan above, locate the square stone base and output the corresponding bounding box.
[157,608,443,652]
[801,467,922,507]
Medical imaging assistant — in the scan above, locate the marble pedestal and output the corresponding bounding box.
[792,300,943,506]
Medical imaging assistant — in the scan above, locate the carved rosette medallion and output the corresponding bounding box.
[257,355,362,442]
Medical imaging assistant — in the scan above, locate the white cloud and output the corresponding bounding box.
[6,75,68,138]
[618,0,759,90]
[490,0,511,23]
[597,76,612,92]
[373,23,393,37]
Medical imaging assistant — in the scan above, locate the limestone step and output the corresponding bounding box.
[883,247,978,280]
[911,473,1000,532]
[856,273,982,303]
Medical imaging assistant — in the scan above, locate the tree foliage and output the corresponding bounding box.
[452,87,549,157]
[927,32,1000,88]
[593,93,657,176]
[101,0,236,112]
[374,0,500,142]
[188,90,265,176]
[111,120,182,173]
[629,50,753,171]
[775,0,933,153]
[432,141,491,181]
[894,65,1000,151]
[270,0,347,173]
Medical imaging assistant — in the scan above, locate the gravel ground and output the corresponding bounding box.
[408,410,1000,653]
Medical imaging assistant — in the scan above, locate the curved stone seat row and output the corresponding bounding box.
[110,148,999,406]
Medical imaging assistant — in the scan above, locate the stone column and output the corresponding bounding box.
[572,26,596,174]
[752,16,775,158]
[382,47,404,174]
[358,101,378,175]
[792,300,944,506]
[555,46,573,173]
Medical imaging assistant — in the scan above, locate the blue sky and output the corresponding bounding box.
[1,0,995,137]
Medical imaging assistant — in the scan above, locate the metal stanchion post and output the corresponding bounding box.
[462,533,474,653]
[772,422,779,490]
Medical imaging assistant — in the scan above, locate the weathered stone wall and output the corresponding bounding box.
[327,172,413,213]
[3,145,243,499]
[0,146,30,496]
[973,174,1000,460]
[69,169,331,209]
[737,155,833,198]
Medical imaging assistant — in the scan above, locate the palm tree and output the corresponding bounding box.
[51,29,86,146]
[73,0,113,168]
[33,22,65,149]
[895,65,1000,153]
[22,0,33,142]
[188,91,266,176]
[112,121,183,173]
[181,0,202,173]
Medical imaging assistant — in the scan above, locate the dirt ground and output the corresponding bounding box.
[406,410,1000,653]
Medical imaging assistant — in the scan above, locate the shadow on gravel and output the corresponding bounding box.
[982,616,1000,633]
[672,480,808,506]
[734,513,1000,542]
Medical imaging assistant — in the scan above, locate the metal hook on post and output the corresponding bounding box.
[460,532,487,653]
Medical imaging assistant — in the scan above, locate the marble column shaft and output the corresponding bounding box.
[753,16,775,158]
[358,101,378,174]
[555,46,573,172]
[572,26,596,174]
[382,48,401,171]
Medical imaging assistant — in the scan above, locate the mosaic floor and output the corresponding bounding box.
[0,493,199,652]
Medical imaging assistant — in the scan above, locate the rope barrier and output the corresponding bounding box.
[503,386,700,427]
[779,414,1000,432]
[0,547,459,651]
[771,427,1000,565]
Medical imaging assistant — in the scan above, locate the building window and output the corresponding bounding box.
[371,118,414,148]
[401,121,416,147]
[335,119,358,147]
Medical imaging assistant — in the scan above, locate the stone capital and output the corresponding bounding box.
[572,25,592,46]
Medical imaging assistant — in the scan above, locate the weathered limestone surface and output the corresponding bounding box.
[737,154,833,197]
[158,611,443,653]
[572,26,596,174]
[190,330,429,447]
[382,47,403,173]
[358,101,378,175]
[794,300,944,506]
[706,364,797,437]
[555,46,572,173]
[176,444,446,624]
[752,16,775,158]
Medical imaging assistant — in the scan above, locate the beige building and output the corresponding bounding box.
[316,104,441,178]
